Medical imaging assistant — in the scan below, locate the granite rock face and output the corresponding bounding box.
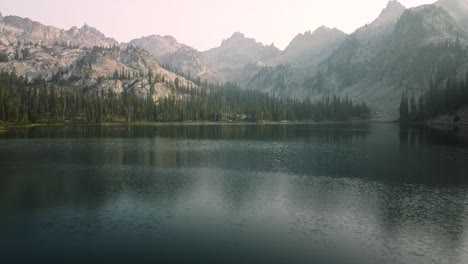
[0,15,197,100]
[129,35,217,81]
[202,32,281,82]
[1,15,117,47]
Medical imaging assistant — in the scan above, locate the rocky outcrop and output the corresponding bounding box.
[242,26,348,96]
[0,15,117,47]
[129,35,217,81]
[203,32,281,82]
[277,27,347,68]
[129,35,182,60]
[307,1,468,120]
[436,0,468,30]
[0,14,197,102]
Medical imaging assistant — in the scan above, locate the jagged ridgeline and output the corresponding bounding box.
[2,0,468,122]
[0,11,369,124]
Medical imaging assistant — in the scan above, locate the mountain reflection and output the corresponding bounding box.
[2,123,372,142]
[1,123,468,263]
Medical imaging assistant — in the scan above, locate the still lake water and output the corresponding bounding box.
[1,123,468,264]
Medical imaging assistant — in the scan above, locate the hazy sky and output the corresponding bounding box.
[1,0,436,51]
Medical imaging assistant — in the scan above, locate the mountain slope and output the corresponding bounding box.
[0,13,117,47]
[436,0,468,29]
[317,1,406,90]
[315,3,468,119]
[129,35,217,81]
[0,13,198,103]
[235,1,406,98]
[203,32,281,82]
[244,26,348,96]
[276,26,347,68]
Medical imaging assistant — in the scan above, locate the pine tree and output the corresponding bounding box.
[399,91,409,123]
[410,92,417,121]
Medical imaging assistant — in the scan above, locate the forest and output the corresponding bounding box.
[398,39,468,123]
[0,71,370,124]
[399,73,468,122]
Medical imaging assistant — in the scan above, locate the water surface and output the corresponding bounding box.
[1,123,468,264]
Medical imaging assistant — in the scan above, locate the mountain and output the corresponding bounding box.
[129,35,182,60]
[203,32,281,82]
[435,0,468,29]
[304,1,408,117]
[0,13,197,103]
[377,4,468,80]
[2,0,468,121]
[241,0,468,120]
[318,0,407,88]
[64,46,196,100]
[313,2,468,119]
[277,26,347,68]
[129,35,217,81]
[0,13,117,47]
[0,42,196,100]
[229,1,406,98]
[244,26,348,97]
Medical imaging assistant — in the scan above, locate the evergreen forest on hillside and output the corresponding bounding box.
[0,71,371,124]
[399,73,468,122]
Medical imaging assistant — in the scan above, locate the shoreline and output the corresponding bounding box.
[8,119,468,132]
[0,119,378,131]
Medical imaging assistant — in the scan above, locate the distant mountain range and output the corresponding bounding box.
[0,12,198,102]
[1,0,467,120]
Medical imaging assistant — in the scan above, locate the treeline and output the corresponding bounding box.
[158,83,370,122]
[399,73,468,122]
[0,71,370,124]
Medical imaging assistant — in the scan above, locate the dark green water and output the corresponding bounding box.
[1,123,468,264]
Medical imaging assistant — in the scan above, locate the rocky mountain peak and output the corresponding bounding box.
[162,35,178,44]
[70,23,99,36]
[376,0,407,25]
[435,0,468,29]
[286,26,346,47]
[313,26,332,34]
[65,23,117,47]
[1,15,117,47]
[313,26,346,37]
[128,34,218,81]
[218,32,281,56]
[436,0,468,10]
[128,35,183,59]
[385,0,406,11]
[280,26,347,67]
[80,23,95,33]
[230,32,246,39]
[203,32,281,82]
[221,32,255,46]
[351,0,406,43]
[393,4,465,44]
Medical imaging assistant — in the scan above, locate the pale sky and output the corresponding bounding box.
[0,0,436,51]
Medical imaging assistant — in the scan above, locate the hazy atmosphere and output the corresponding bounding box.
[2,0,468,263]
[1,0,435,50]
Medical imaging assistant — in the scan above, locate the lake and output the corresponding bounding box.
[1,123,468,264]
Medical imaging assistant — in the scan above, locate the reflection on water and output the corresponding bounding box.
[1,123,468,264]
